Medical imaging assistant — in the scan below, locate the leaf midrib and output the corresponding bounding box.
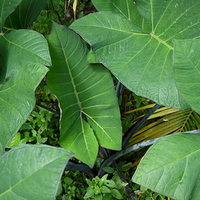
[55,27,92,160]
[83,111,118,147]
[76,14,174,51]
[153,1,200,44]
[57,34,82,113]
[108,0,127,19]
[65,117,93,163]
[151,33,173,50]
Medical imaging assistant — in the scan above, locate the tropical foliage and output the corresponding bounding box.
[0,0,200,199]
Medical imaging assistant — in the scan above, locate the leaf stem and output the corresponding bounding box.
[100,146,135,199]
[122,104,160,149]
[65,161,95,178]
[98,138,160,177]
[36,102,60,116]
[116,81,125,100]
[112,162,135,200]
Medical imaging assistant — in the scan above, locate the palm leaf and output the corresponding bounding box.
[126,106,200,146]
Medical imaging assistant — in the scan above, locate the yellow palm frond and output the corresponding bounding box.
[126,106,200,147]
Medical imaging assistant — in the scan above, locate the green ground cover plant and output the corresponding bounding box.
[0,0,200,199]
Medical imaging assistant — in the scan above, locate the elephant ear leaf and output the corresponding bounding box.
[0,145,74,200]
[47,23,122,167]
[70,0,200,110]
[132,132,200,200]
[0,30,51,155]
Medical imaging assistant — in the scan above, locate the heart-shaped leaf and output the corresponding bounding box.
[0,30,51,155]
[70,0,200,110]
[47,23,122,167]
[0,145,73,199]
[4,0,48,29]
[132,131,200,200]
[174,39,200,114]
[0,0,22,31]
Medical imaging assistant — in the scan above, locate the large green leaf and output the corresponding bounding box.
[47,23,122,167]
[4,0,48,30]
[70,0,200,110]
[0,30,51,155]
[132,131,200,200]
[174,39,200,114]
[0,0,22,31]
[0,145,73,199]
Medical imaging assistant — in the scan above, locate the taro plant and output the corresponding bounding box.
[1,0,200,200]
[0,0,122,199]
[0,0,74,199]
[69,0,200,199]
[46,22,122,167]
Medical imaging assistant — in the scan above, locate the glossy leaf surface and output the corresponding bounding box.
[174,39,200,114]
[0,30,50,155]
[132,132,200,200]
[0,145,73,199]
[0,0,21,31]
[71,0,200,110]
[47,23,121,167]
[4,0,48,29]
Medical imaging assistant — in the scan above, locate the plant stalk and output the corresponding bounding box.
[100,146,134,199]
[65,161,95,178]
[36,102,60,116]
[122,103,161,149]
[112,162,135,200]
[116,81,125,100]
[98,138,160,177]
